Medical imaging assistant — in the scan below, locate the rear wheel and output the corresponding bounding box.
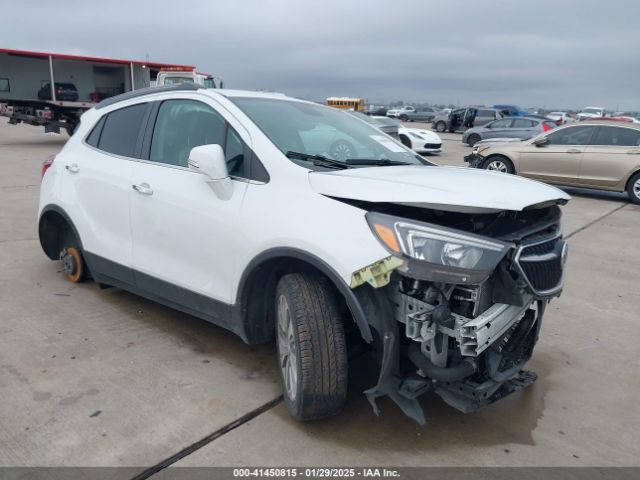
[399,114,409,122]
[482,155,515,174]
[467,134,481,147]
[60,246,87,283]
[627,172,640,204]
[435,121,446,133]
[275,273,348,421]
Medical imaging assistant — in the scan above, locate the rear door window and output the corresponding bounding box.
[97,103,148,157]
[512,119,535,128]
[592,126,640,147]
[489,119,512,129]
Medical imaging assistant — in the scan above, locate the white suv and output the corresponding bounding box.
[38,84,570,424]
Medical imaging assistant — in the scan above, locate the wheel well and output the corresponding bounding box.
[625,170,640,191]
[238,255,363,345]
[38,208,80,260]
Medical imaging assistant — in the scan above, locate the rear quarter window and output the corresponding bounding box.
[97,103,148,157]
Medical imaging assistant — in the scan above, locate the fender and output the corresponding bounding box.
[236,247,374,343]
[38,204,84,259]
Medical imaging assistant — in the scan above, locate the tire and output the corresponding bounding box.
[399,114,408,122]
[329,140,355,161]
[275,272,348,421]
[467,134,481,147]
[399,135,412,148]
[435,121,446,133]
[482,155,515,174]
[627,171,640,204]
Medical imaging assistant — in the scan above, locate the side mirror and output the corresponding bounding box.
[188,144,232,200]
[532,136,549,147]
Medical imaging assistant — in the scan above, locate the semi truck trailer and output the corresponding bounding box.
[0,48,217,134]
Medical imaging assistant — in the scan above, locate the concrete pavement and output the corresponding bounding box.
[0,120,638,469]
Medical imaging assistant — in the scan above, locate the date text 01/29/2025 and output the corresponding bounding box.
[232,468,401,478]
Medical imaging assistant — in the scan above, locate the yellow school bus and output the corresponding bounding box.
[326,97,366,112]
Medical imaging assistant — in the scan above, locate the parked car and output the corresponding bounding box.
[366,105,388,116]
[354,113,442,154]
[399,107,439,122]
[37,82,79,101]
[39,84,571,425]
[462,117,557,146]
[585,116,638,123]
[576,106,606,121]
[387,106,415,118]
[492,104,530,117]
[432,107,503,133]
[464,121,640,204]
[547,112,573,125]
[347,111,399,138]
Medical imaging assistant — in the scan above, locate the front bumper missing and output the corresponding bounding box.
[359,283,543,426]
[464,153,485,168]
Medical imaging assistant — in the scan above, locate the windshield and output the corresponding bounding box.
[231,97,426,169]
[163,76,195,86]
[582,108,601,114]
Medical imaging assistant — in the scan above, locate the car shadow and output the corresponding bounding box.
[93,282,547,450]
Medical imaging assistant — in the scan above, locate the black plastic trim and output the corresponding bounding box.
[83,252,244,339]
[95,84,201,110]
[236,247,373,343]
[38,204,84,260]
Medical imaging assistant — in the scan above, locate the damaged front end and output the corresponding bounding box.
[353,204,567,425]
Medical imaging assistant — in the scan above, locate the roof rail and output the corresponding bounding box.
[95,83,201,110]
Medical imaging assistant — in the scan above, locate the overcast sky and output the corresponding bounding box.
[3,0,639,110]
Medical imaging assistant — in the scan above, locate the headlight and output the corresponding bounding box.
[366,212,512,284]
[475,145,491,155]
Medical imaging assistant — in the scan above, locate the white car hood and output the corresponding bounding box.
[398,127,441,142]
[309,165,570,213]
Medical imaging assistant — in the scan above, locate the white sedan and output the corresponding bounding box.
[398,126,442,154]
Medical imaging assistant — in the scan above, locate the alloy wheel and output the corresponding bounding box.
[634,178,640,200]
[486,160,508,173]
[277,294,298,400]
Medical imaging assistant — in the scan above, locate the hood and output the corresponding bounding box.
[475,137,525,146]
[399,127,441,142]
[309,165,570,213]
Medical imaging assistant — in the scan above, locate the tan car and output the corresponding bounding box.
[465,121,640,204]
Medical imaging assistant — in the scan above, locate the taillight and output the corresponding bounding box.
[542,123,552,132]
[41,154,56,179]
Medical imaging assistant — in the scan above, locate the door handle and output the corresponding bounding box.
[132,183,153,196]
[566,149,581,154]
[65,163,80,173]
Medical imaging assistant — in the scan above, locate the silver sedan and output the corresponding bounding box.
[462,117,557,146]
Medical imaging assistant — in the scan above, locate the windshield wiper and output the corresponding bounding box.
[345,158,412,166]
[285,151,350,169]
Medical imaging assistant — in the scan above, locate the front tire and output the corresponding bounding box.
[467,134,481,147]
[435,121,446,133]
[482,155,515,174]
[627,172,640,204]
[275,273,348,421]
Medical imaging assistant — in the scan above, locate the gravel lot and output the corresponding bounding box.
[1,120,638,469]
